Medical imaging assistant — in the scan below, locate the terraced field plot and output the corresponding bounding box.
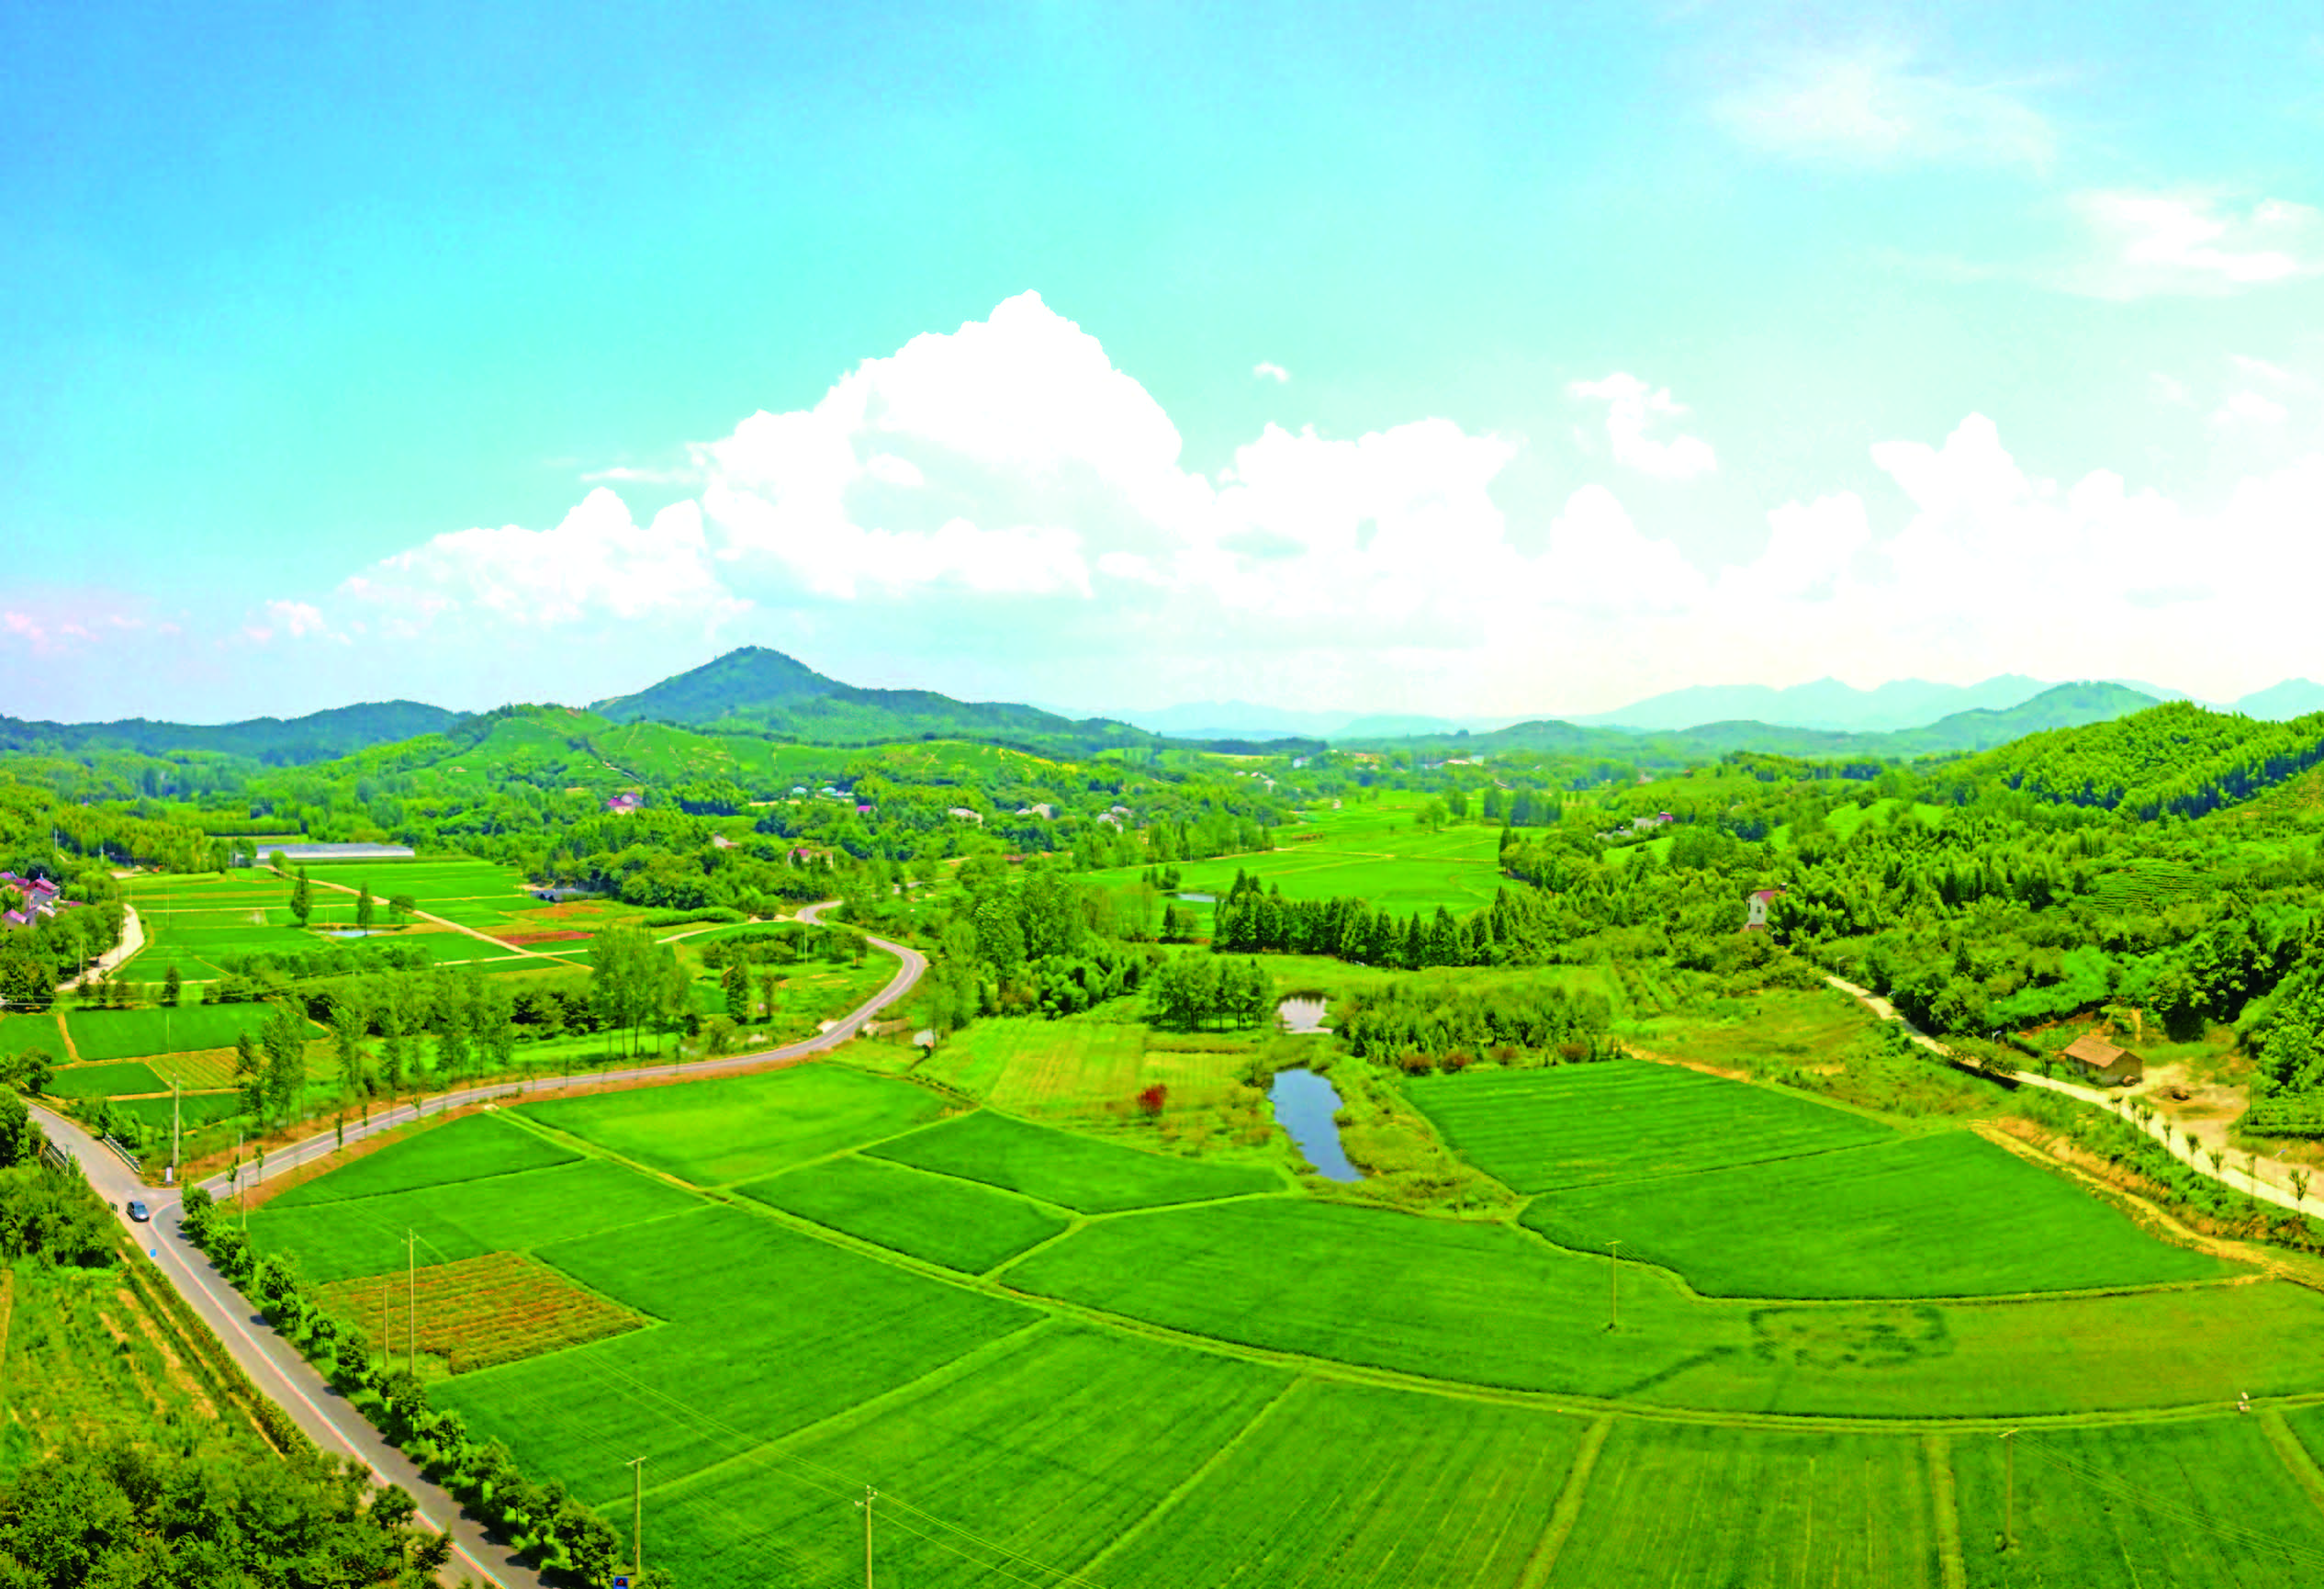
[869,1109,1281,1212]
[43,1060,167,1099]
[1008,1197,2324,1419]
[1950,1418,2324,1587]
[1103,1381,1588,1589]
[739,1155,1069,1273]
[911,1018,1251,1116]
[1007,1196,1718,1398]
[1085,798,1507,919]
[1544,1422,1941,1589]
[1524,1132,2233,1298]
[435,1207,1038,1507]
[638,1324,1288,1589]
[1408,1059,1893,1192]
[246,1157,702,1282]
[523,1064,946,1186]
[115,1090,240,1130]
[317,1250,644,1373]
[266,1112,579,1207]
[915,1017,1146,1109]
[0,1015,60,1057]
[62,1004,286,1063]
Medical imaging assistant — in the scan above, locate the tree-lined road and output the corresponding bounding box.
[30,906,925,1586]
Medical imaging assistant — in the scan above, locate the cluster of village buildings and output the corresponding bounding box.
[0,872,76,929]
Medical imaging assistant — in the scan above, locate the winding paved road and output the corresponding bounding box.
[30,905,925,1587]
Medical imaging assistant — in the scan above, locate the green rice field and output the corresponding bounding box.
[1086,795,1507,919]
[42,1060,168,1099]
[1949,1418,2324,1587]
[1523,1132,2234,1298]
[1102,1380,1588,1589]
[246,1157,703,1282]
[738,1155,1070,1273]
[238,1031,2324,1589]
[867,1109,1282,1212]
[62,1004,286,1063]
[1407,1060,1894,1192]
[1544,1422,1941,1589]
[523,1064,946,1187]
[907,1016,1253,1117]
[264,1112,580,1207]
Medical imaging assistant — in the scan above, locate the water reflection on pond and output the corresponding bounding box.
[1269,1067,1361,1182]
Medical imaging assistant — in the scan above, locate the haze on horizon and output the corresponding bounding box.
[6,2,2322,726]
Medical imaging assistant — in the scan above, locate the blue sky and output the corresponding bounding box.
[6,1,2322,721]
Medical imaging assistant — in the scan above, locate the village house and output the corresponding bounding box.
[1744,887,1785,931]
[604,793,644,816]
[0,872,75,928]
[2061,1033,2144,1088]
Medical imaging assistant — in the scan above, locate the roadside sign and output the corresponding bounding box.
[612,1578,630,1589]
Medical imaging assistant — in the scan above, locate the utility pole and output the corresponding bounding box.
[628,1456,645,1580]
[2001,1430,2018,1550]
[1607,1239,1622,1331]
[407,1231,417,1378]
[859,1486,878,1589]
[171,1077,181,1186]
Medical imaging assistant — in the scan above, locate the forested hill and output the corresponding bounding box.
[0,700,464,764]
[589,645,1176,755]
[1970,700,2324,818]
[1358,682,2160,761]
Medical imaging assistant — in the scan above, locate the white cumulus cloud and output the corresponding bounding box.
[1569,373,1718,480]
[205,294,2324,717]
[1252,362,1291,383]
[339,488,746,637]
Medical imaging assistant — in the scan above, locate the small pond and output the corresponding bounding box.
[1269,1067,1361,1182]
[1177,891,1216,903]
[319,930,377,939]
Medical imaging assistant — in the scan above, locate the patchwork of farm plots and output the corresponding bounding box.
[123,866,558,979]
[240,1049,2324,1589]
[1088,801,1507,922]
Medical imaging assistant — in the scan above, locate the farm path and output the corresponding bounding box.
[1823,974,2319,1220]
[61,903,144,991]
[27,903,922,1588]
[297,872,582,970]
[28,1101,536,1589]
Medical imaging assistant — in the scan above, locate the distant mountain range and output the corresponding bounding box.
[6,652,2320,770]
[0,700,466,764]
[1140,674,2324,738]
[1348,681,2167,761]
[1119,702,1493,740]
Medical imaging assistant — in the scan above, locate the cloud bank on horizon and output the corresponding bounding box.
[34,287,2313,722]
[3,3,2321,724]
